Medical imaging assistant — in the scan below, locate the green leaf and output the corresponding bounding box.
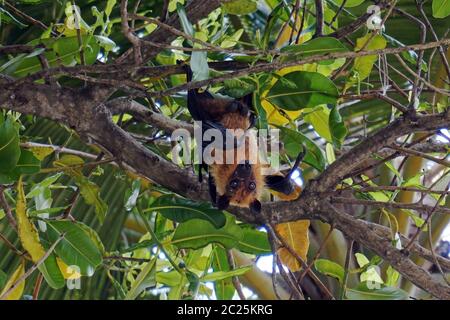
[185,270,200,299]
[192,31,209,70]
[0,117,20,173]
[76,222,106,255]
[176,3,194,36]
[148,195,226,229]
[5,36,99,77]
[314,259,345,284]
[329,106,347,148]
[262,2,290,49]
[94,35,117,52]
[171,215,243,250]
[266,71,339,111]
[125,258,156,300]
[105,0,117,16]
[54,155,107,223]
[385,266,400,287]
[254,92,268,130]
[156,270,183,287]
[355,252,370,268]
[403,209,427,230]
[281,37,348,63]
[346,282,408,300]
[277,126,326,172]
[221,29,244,48]
[0,7,28,28]
[125,179,141,211]
[0,269,6,289]
[334,0,365,7]
[222,0,258,15]
[222,78,256,98]
[202,265,252,282]
[236,228,271,255]
[177,4,209,81]
[360,266,383,284]
[38,252,66,289]
[46,220,103,276]
[10,149,41,176]
[211,246,235,300]
[27,173,63,198]
[303,106,332,142]
[433,0,450,18]
[107,271,126,300]
[351,33,387,82]
[78,179,108,224]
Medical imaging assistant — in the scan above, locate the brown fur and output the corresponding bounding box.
[209,134,263,208]
[220,113,250,131]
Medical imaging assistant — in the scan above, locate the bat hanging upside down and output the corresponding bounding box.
[183,64,305,214]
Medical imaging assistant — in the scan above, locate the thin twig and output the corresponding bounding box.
[340,239,354,300]
[226,250,246,300]
[389,145,450,168]
[150,38,450,98]
[313,0,324,38]
[3,0,54,33]
[0,186,17,231]
[404,182,450,251]
[331,196,450,215]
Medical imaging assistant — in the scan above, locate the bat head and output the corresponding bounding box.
[213,160,263,214]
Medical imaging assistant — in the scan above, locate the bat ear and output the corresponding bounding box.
[216,194,230,210]
[238,92,253,107]
[250,199,262,214]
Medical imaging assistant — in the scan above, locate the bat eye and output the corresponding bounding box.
[230,180,239,189]
[248,182,256,191]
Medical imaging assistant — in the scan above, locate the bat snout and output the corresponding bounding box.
[236,160,252,177]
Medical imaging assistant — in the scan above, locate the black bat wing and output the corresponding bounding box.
[265,146,306,195]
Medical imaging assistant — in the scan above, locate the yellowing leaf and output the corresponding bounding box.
[56,258,81,280]
[29,146,54,161]
[317,58,346,76]
[275,11,312,48]
[126,172,152,190]
[78,179,108,223]
[54,155,108,223]
[222,0,258,15]
[351,33,387,82]
[261,66,306,125]
[325,143,336,164]
[16,177,46,262]
[0,262,25,300]
[54,154,85,167]
[261,99,302,126]
[275,220,310,271]
[15,178,65,290]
